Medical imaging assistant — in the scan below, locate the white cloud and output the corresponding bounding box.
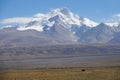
[114,14,120,18]
[104,14,120,26]
[33,13,45,17]
[0,17,33,24]
[105,14,120,22]
[0,13,47,25]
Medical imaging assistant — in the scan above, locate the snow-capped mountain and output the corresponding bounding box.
[17,8,98,32]
[0,8,120,47]
[105,22,120,27]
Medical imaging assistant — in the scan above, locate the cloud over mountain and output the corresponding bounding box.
[0,17,33,24]
[105,14,120,26]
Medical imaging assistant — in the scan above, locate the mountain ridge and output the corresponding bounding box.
[0,8,120,47]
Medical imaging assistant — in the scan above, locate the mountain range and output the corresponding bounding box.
[0,8,120,47]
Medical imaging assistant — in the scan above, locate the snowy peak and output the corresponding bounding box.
[79,17,98,27]
[49,8,81,26]
[50,8,98,27]
[105,22,119,27]
[60,8,71,16]
[16,8,98,31]
[51,7,71,16]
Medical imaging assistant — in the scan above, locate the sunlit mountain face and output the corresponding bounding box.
[0,8,120,47]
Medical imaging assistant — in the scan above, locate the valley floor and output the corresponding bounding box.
[0,44,120,80]
[0,67,120,80]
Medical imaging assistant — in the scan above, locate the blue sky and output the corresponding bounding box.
[0,0,120,23]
